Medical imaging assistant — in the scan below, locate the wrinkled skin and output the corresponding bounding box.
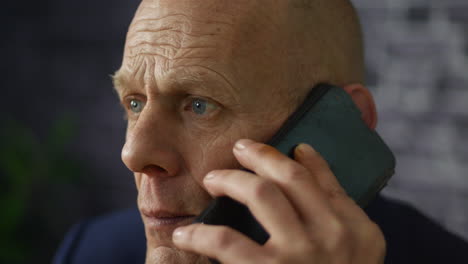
[113,0,385,263]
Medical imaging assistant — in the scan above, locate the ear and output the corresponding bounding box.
[343,83,378,130]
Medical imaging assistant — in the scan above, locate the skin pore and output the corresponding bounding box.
[113,0,380,263]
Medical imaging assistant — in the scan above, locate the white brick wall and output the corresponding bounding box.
[352,0,468,240]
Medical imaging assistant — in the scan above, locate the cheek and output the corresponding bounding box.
[178,110,288,187]
[192,140,240,185]
[134,173,142,191]
[183,125,244,186]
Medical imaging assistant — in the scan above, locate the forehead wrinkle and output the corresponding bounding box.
[127,7,235,46]
[113,58,156,99]
[126,29,183,62]
[123,15,240,99]
[135,0,236,26]
[128,14,234,39]
[126,16,233,58]
[116,55,239,104]
[125,42,219,62]
[124,0,282,105]
[124,16,236,78]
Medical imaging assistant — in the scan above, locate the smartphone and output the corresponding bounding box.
[194,83,396,254]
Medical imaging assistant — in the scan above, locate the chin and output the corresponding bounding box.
[142,215,210,264]
[145,245,210,264]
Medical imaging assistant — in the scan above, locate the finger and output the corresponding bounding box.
[204,169,306,241]
[233,139,335,225]
[294,143,370,222]
[173,223,267,264]
[293,143,347,200]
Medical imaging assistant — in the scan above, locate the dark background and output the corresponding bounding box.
[2,1,139,262]
[1,0,467,263]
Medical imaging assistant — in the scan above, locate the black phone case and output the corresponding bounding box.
[194,83,396,262]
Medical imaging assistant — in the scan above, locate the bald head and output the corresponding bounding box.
[288,0,364,85]
[117,0,363,106]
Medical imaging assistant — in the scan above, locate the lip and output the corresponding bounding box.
[141,210,197,230]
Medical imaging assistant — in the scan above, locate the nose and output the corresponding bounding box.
[121,106,181,178]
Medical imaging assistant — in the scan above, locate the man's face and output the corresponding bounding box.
[114,0,295,263]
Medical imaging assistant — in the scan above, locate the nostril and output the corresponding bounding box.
[141,164,168,176]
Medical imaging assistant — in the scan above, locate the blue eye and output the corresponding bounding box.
[129,99,144,113]
[191,98,208,115]
[184,97,219,117]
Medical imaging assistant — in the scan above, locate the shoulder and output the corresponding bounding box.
[366,196,468,263]
[53,207,146,264]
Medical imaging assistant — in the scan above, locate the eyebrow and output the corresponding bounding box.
[110,67,239,104]
[167,70,239,103]
[111,70,127,97]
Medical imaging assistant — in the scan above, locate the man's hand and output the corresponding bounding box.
[172,139,386,263]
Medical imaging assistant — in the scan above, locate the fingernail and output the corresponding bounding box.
[234,139,254,151]
[172,227,187,242]
[204,171,217,180]
[295,143,315,157]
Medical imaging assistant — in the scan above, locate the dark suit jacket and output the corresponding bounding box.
[53,196,468,263]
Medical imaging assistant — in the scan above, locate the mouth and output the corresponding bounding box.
[141,210,197,230]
